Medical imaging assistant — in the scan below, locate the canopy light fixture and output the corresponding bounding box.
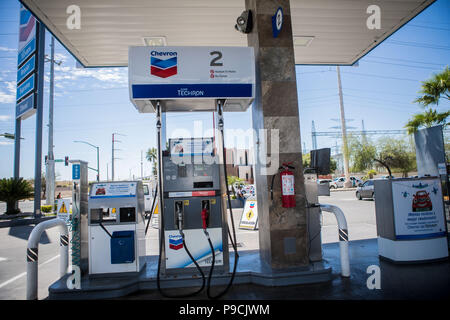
[142,36,167,46]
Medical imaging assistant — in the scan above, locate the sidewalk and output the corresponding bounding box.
[48,238,450,300]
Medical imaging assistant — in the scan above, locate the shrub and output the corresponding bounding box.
[41,205,53,213]
[0,178,34,215]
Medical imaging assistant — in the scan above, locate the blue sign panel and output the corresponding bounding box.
[17,37,36,67]
[16,94,35,119]
[17,55,35,84]
[16,73,35,102]
[72,164,81,180]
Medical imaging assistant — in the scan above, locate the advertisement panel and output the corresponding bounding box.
[90,182,137,198]
[239,197,258,230]
[391,178,446,240]
[165,228,223,269]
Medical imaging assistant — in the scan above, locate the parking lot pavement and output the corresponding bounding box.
[320,190,377,243]
[0,225,63,300]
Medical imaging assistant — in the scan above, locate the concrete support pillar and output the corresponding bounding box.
[246,0,309,269]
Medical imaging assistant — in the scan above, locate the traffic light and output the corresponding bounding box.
[65,156,69,166]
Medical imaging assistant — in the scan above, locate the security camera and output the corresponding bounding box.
[234,10,253,34]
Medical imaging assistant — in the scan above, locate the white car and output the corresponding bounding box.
[143,182,155,213]
[330,176,362,189]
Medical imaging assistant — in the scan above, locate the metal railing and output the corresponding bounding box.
[26,218,69,300]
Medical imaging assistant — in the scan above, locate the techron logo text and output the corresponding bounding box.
[150,51,177,78]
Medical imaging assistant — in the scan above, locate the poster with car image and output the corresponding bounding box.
[391,178,446,240]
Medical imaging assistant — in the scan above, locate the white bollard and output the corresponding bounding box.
[26,218,68,300]
[320,204,350,277]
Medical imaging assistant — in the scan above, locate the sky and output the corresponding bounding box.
[0,0,449,181]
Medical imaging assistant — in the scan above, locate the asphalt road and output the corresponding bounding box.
[0,190,375,300]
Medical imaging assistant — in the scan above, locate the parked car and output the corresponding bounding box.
[356,180,375,200]
[241,184,255,198]
[330,176,362,189]
[143,182,155,213]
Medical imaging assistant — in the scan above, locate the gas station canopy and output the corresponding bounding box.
[21,0,434,67]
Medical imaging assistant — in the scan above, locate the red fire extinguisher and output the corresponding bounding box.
[280,162,295,208]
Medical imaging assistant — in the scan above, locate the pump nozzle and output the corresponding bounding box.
[175,201,183,230]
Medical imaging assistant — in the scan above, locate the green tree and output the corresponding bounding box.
[348,136,377,173]
[376,137,416,177]
[146,147,158,176]
[0,178,34,215]
[227,175,244,197]
[405,66,450,134]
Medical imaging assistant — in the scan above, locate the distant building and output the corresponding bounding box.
[225,148,254,184]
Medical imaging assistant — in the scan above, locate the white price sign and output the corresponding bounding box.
[128,46,255,112]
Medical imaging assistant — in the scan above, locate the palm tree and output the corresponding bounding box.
[0,178,34,215]
[146,147,158,176]
[414,66,449,106]
[405,66,450,134]
[405,109,450,134]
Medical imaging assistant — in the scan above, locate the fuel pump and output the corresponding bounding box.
[128,45,255,299]
[202,99,239,300]
[155,101,206,298]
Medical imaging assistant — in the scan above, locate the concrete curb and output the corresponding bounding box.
[0,215,56,228]
[329,188,357,192]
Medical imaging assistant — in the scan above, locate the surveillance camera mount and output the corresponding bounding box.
[234,10,253,34]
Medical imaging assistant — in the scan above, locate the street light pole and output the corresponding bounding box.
[73,140,100,181]
[46,37,55,207]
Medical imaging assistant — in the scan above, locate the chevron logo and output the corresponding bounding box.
[19,7,36,43]
[150,52,177,78]
[168,235,183,250]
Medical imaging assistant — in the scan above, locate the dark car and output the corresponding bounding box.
[356,180,374,200]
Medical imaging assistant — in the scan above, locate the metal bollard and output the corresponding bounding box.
[319,204,350,277]
[26,218,69,300]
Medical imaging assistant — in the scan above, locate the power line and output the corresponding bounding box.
[408,24,450,31]
[363,59,441,71]
[367,55,447,67]
[386,40,450,51]
[340,71,420,83]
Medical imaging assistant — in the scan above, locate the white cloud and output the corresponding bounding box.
[54,65,127,87]
[0,81,17,104]
[0,47,16,52]
[0,141,13,146]
[0,115,11,121]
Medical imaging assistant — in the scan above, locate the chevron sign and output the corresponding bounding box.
[17,5,37,67]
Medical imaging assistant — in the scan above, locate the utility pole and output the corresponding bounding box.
[45,37,62,208]
[141,150,144,180]
[311,120,318,150]
[112,133,125,181]
[336,66,352,188]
